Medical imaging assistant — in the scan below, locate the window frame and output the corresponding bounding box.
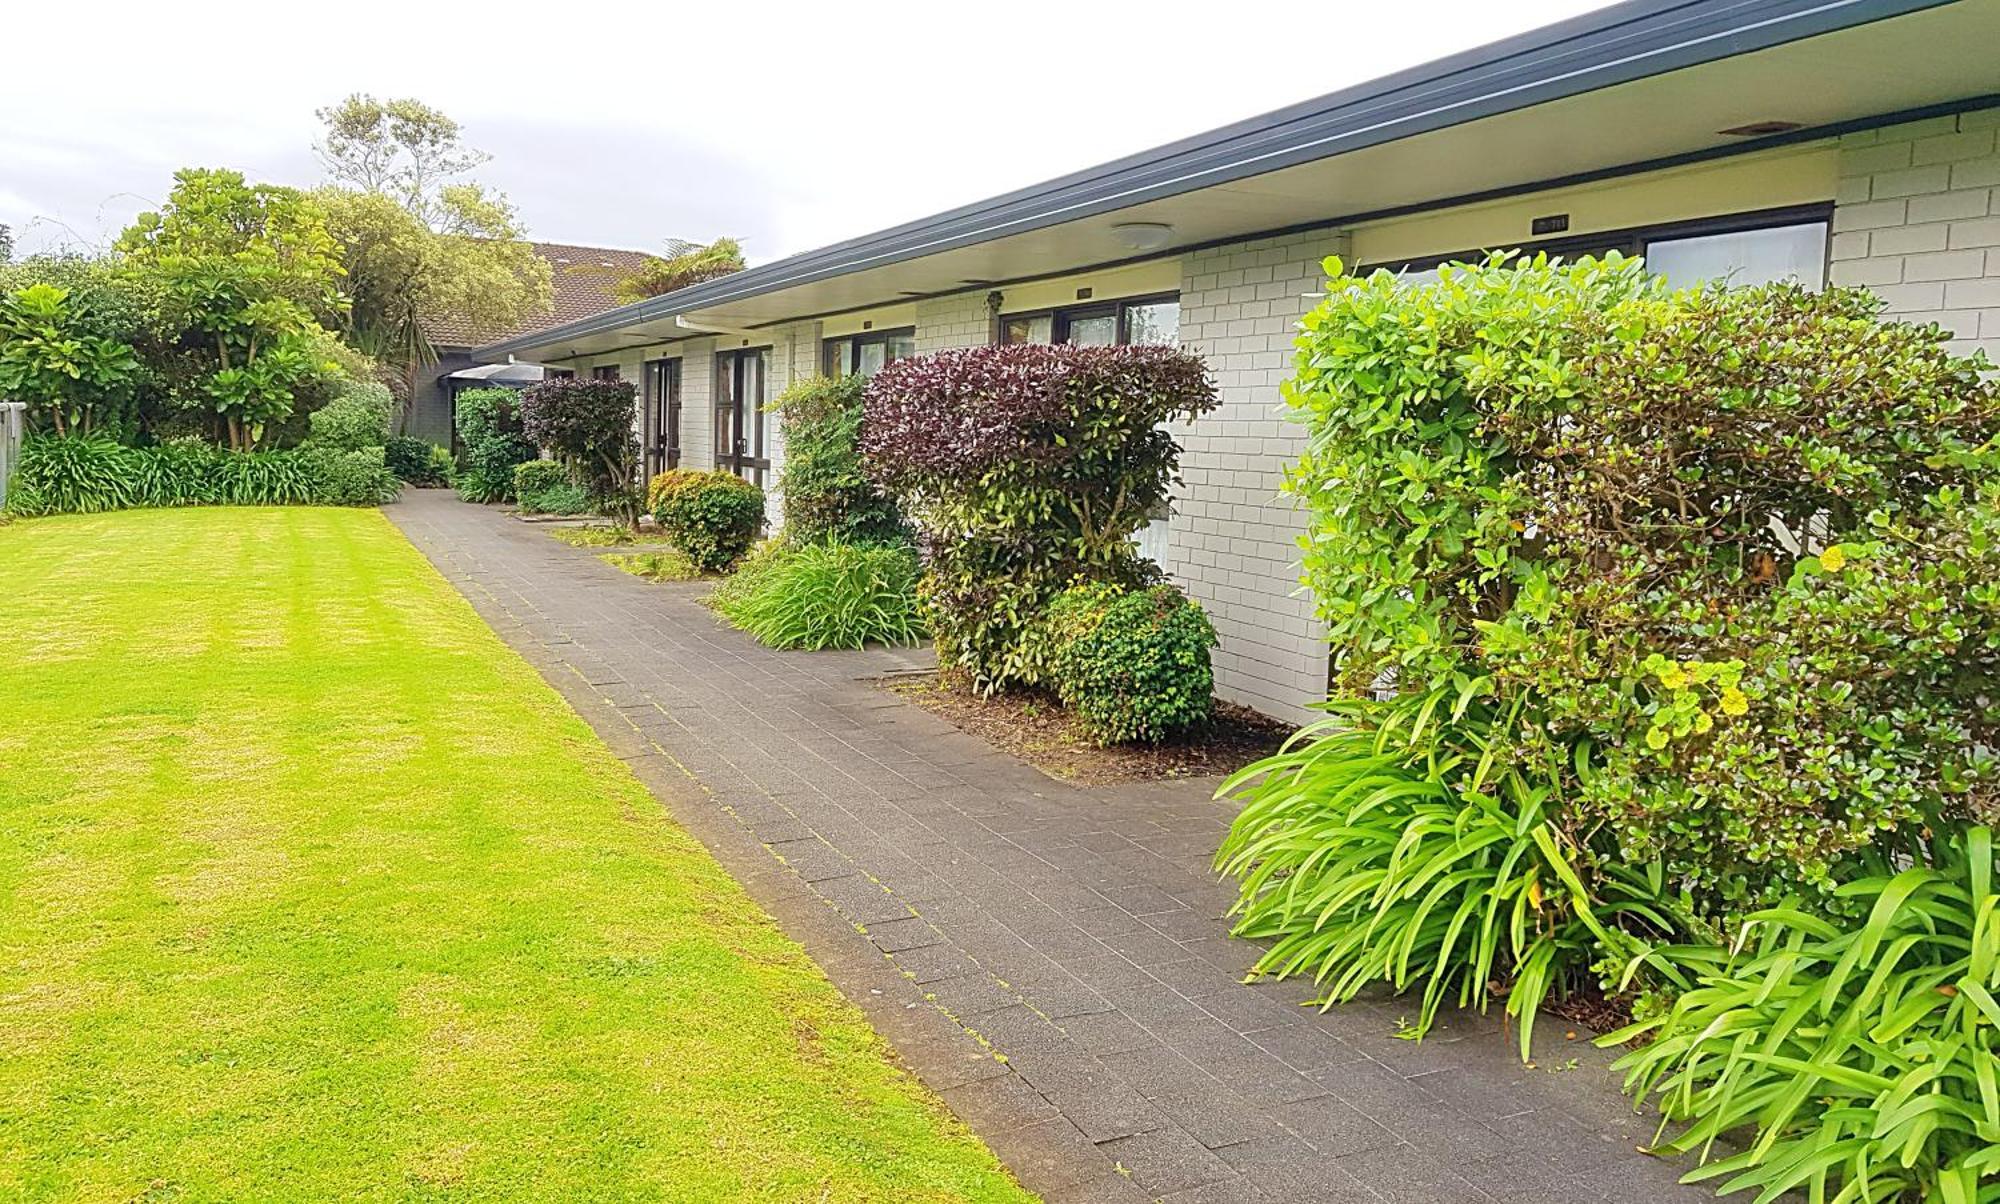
[1359,203,1834,279]
[822,326,917,378]
[547,368,576,381]
[998,291,1182,347]
[714,347,771,487]
[591,364,621,381]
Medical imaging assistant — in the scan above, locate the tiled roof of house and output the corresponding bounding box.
[424,241,657,349]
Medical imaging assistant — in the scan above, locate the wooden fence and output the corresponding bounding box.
[0,402,24,511]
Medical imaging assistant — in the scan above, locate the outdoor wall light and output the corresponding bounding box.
[1112,222,1174,252]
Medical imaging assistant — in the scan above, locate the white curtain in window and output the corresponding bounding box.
[1644,223,1828,290]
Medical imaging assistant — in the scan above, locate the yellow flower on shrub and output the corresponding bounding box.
[1720,686,1749,717]
[1819,545,1848,573]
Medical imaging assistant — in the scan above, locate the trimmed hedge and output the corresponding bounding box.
[648,468,764,572]
[454,387,535,503]
[521,377,639,521]
[383,435,452,486]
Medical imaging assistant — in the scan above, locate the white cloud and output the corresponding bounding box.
[0,0,1613,260]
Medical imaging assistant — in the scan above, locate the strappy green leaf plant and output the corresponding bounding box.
[1603,828,2000,1204]
[1216,686,1685,1059]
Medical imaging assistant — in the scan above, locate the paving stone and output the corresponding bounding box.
[385,493,1718,1204]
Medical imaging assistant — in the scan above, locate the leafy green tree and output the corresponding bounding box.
[0,282,141,435]
[117,169,347,450]
[615,237,744,305]
[0,224,13,264]
[313,95,552,422]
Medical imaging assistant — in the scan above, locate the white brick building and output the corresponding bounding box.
[479,0,2000,723]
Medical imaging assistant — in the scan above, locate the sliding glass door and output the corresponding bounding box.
[642,358,681,477]
[713,348,770,486]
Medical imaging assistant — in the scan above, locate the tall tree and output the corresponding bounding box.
[615,237,745,305]
[313,95,551,424]
[117,168,346,450]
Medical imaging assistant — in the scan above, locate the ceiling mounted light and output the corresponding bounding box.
[1718,120,1804,137]
[1111,222,1174,252]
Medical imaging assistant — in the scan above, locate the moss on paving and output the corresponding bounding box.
[0,507,1033,1204]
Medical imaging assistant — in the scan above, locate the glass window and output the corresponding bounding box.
[858,340,887,377]
[1643,222,1828,290]
[1004,315,1054,345]
[548,368,575,380]
[592,364,620,381]
[1124,300,1180,347]
[1065,313,1118,346]
[824,328,914,378]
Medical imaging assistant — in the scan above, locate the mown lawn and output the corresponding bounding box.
[0,507,1032,1203]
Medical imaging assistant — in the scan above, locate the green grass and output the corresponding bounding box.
[0,507,1032,1204]
[549,523,637,547]
[602,550,703,582]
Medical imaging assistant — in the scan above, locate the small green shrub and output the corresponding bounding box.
[712,541,924,651]
[773,375,905,545]
[1044,583,1215,745]
[306,381,393,451]
[454,387,535,503]
[602,550,701,583]
[649,468,764,572]
[1604,827,2000,1203]
[384,435,451,485]
[513,459,588,515]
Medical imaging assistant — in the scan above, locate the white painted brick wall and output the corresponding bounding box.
[1830,110,2000,359]
[916,293,992,352]
[1171,231,1345,724]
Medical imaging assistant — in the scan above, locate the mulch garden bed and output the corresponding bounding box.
[883,674,1294,785]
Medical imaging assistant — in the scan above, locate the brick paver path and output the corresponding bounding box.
[389,491,1706,1204]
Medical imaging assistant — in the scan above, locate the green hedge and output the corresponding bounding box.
[5,434,399,514]
[1215,250,2000,1200]
[454,387,535,503]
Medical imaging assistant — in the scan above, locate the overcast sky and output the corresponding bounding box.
[2,0,1612,264]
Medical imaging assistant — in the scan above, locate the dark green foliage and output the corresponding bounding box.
[520,378,639,522]
[1605,828,2000,1203]
[713,541,924,651]
[648,469,764,572]
[305,380,393,451]
[5,434,397,514]
[383,435,451,486]
[453,387,534,503]
[862,345,1216,692]
[297,446,401,506]
[1285,252,2000,909]
[1043,583,1216,745]
[773,375,905,545]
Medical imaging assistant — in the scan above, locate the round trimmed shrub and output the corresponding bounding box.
[1047,583,1216,745]
[648,468,765,572]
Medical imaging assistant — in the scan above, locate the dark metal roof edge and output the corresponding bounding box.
[476,0,1954,359]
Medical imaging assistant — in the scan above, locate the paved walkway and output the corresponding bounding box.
[388,491,1706,1204]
